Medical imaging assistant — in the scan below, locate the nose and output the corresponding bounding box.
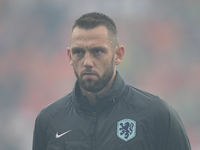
[83,52,93,68]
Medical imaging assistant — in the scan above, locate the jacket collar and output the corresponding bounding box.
[72,71,127,113]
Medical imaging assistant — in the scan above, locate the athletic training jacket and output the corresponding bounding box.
[33,72,191,150]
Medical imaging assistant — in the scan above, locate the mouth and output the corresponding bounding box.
[83,72,95,75]
[82,72,97,78]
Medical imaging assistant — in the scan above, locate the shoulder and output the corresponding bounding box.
[124,86,191,149]
[35,92,73,127]
[125,85,163,105]
[43,92,73,114]
[125,85,173,114]
[126,85,184,125]
[124,85,182,127]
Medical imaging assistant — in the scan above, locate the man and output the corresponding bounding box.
[33,12,191,150]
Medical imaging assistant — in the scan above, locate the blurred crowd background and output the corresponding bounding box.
[0,0,200,149]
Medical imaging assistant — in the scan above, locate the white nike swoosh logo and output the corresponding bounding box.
[55,130,72,138]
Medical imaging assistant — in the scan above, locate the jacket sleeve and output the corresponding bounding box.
[155,100,191,150]
[32,111,47,150]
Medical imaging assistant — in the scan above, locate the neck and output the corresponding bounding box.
[80,71,116,104]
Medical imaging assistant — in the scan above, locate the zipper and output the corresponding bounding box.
[90,111,97,150]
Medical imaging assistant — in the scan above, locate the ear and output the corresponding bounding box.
[67,47,73,66]
[114,45,125,65]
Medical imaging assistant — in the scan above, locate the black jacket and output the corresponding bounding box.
[33,72,191,150]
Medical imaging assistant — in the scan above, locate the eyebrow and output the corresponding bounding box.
[71,46,107,52]
[90,46,107,51]
[71,47,84,51]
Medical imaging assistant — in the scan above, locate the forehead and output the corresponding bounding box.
[71,26,112,48]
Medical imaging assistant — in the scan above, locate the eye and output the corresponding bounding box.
[74,50,83,55]
[94,49,102,54]
[92,47,105,56]
[72,48,85,57]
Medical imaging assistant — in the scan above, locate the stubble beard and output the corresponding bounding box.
[74,57,114,93]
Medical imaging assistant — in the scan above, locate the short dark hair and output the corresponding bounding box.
[71,12,119,47]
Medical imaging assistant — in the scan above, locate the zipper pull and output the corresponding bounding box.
[90,112,96,136]
[92,112,96,122]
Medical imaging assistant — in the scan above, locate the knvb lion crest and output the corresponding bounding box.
[117,119,136,142]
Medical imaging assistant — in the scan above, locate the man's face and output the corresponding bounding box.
[68,26,116,93]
